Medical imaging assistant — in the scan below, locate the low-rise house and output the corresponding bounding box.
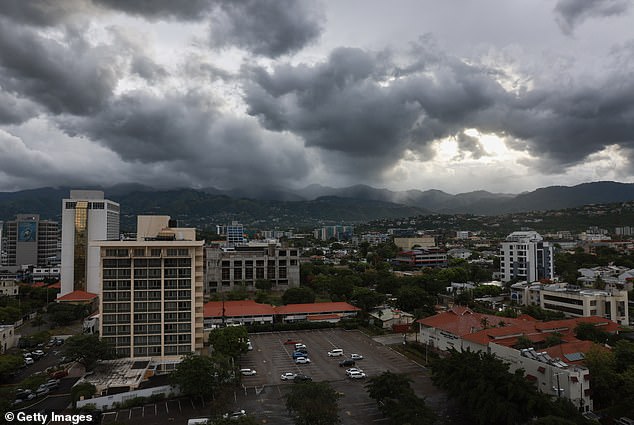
[0,324,17,353]
[369,307,415,330]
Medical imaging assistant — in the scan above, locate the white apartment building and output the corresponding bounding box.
[93,216,204,364]
[500,231,554,282]
[205,243,300,294]
[61,190,120,296]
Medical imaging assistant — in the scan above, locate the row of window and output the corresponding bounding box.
[104,248,190,257]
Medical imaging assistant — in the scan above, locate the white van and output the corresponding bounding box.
[328,348,344,357]
[187,419,211,425]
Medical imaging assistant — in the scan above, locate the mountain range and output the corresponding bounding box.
[2,181,634,228]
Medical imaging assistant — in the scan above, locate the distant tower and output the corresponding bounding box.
[60,190,120,296]
[4,214,58,267]
[226,221,245,245]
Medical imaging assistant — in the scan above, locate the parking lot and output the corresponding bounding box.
[232,328,448,425]
[90,329,454,425]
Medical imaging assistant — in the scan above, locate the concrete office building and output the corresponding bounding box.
[500,231,554,283]
[60,190,120,296]
[4,214,59,267]
[93,216,204,364]
[205,243,300,294]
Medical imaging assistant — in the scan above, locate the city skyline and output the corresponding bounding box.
[0,1,633,194]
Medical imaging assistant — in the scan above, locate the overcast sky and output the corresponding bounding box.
[1,0,633,195]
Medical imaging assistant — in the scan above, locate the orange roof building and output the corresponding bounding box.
[203,300,360,326]
[56,290,98,305]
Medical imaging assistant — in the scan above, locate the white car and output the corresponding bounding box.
[240,368,257,376]
[24,357,34,365]
[281,372,297,381]
[345,368,364,376]
[348,371,367,379]
[295,343,307,350]
[222,410,246,420]
[327,349,344,357]
[350,353,364,360]
[295,357,311,364]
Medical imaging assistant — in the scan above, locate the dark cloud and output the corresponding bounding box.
[209,0,323,57]
[93,0,212,20]
[0,19,123,115]
[130,55,168,82]
[554,0,630,34]
[0,90,39,125]
[243,43,634,177]
[59,90,311,188]
[0,0,89,26]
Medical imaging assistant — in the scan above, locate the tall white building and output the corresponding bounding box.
[60,190,120,296]
[93,216,204,364]
[499,231,554,282]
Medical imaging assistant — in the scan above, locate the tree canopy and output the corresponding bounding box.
[170,353,234,400]
[208,325,249,359]
[282,287,316,304]
[286,381,341,425]
[63,334,115,370]
[366,371,436,425]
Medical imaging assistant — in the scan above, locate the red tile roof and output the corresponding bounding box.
[56,290,98,301]
[203,300,276,318]
[543,340,601,365]
[275,302,360,315]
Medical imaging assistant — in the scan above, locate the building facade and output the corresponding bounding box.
[393,248,448,268]
[61,190,120,296]
[313,225,354,241]
[4,214,59,267]
[205,243,300,294]
[95,216,204,363]
[500,231,554,282]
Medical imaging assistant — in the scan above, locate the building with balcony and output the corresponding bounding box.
[93,216,204,365]
[393,248,447,268]
[499,231,554,283]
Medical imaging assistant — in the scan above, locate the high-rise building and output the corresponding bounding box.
[93,216,204,363]
[313,225,354,241]
[4,214,59,267]
[205,243,300,294]
[499,231,554,282]
[60,190,120,296]
[0,221,4,265]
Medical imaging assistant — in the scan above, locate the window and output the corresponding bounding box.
[150,249,162,257]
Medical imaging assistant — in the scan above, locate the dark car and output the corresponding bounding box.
[339,359,355,367]
[293,374,312,383]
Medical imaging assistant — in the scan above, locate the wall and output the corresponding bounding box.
[76,385,180,410]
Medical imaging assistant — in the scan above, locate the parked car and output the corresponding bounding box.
[281,372,297,381]
[33,350,45,357]
[295,357,311,364]
[51,370,68,379]
[247,340,253,351]
[24,357,35,365]
[345,368,364,376]
[45,379,60,389]
[328,349,344,357]
[240,369,257,376]
[35,386,50,397]
[293,374,312,383]
[348,371,367,379]
[222,410,246,420]
[295,343,307,350]
[339,359,355,367]
[350,353,364,360]
[292,351,306,359]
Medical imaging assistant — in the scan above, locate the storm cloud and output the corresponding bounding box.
[554,0,630,34]
[209,0,323,57]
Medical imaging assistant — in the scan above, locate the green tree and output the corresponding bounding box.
[583,346,620,410]
[170,353,232,400]
[63,334,115,370]
[614,340,634,372]
[282,287,316,304]
[350,287,386,312]
[0,354,24,383]
[395,286,435,314]
[366,372,436,425]
[47,303,90,326]
[71,382,96,408]
[286,381,341,425]
[255,279,273,291]
[208,326,248,359]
